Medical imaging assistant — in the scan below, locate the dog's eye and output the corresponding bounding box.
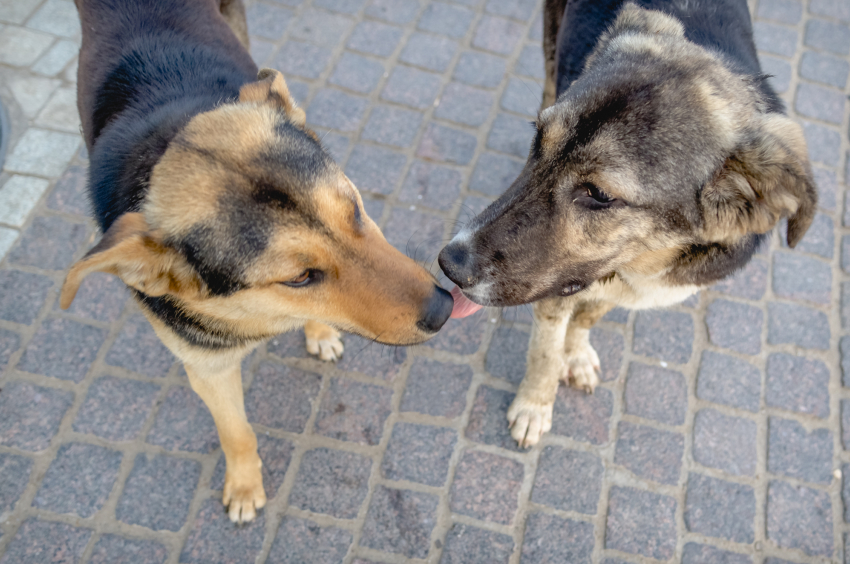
[584,183,615,203]
[282,270,320,288]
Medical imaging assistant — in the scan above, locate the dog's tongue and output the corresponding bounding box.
[450,286,484,319]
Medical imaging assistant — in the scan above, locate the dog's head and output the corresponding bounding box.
[61,69,452,346]
[439,3,816,307]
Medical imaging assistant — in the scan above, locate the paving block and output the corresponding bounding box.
[345,143,407,196]
[383,206,446,262]
[273,41,332,79]
[485,326,528,385]
[400,32,458,72]
[59,272,127,323]
[360,485,438,559]
[105,314,174,377]
[696,351,761,412]
[18,318,105,382]
[766,353,830,418]
[614,421,684,485]
[365,0,420,24]
[399,161,463,210]
[768,417,833,484]
[290,448,372,518]
[473,15,524,54]
[487,113,535,157]
[347,20,404,57]
[684,473,755,543]
[531,446,602,514]
[500,76,542,117]
[315,378,393,445]
[757,0,803,23]
[0,27,52,66]
[211,435,294,499]
[551,385,614,445]
[800,51,850,87]
[633,310,694,363]
[0,381,73,451]
[7,215,88,270]
[441,523,513,563]
[450,449,523,524]
[291,8,354,46]
[624,362,687,425]
[521,513,594,564]
[435,82,495,127]
[382,423,457,486]
[605,486,677,560]
[267,517,352,564]
[681,543,752,564]
[469,152,524,196]
[705,299,762,355]
[0,269,52,325]
[401,358,473,418]
[773,251,832,305]
[5,128,80,177]
[693,408,757,476]
[767,480,833,556]
[245,362,322,433]
[329,52,385,94]
[382,65,442,109]
[453,51,508,88]
[417,123,477,165]
[0,453,32,517]
[0,176,49,227]
[336,333,408,381]
[0,519,90,564]
[88,535,168,564]
[419,2,474,38]
[362,105,423,148]
[179,498,266,563]
[47,164,89,216]
[767,302,830,350]
[802,120,841,166]
[146,386,219,453]
[804,18,850,54]
[307,89,368,132]
[754,21,798,56]
[116,454,200,531]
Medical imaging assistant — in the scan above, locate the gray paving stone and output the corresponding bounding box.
[466,386,523,451]
[0,26,52,67]
[760,55,793,93]
[603,307,630,323]
[469,152,524,196]
[419,2,474,38]
[768,417,833,484]
[0,453,32,517]
[88,535,168,564]
[0,175,49,227]
[552,385,614,445]
[842,400,850,449]
[767,480,833,556]
[365,0,420,24]
[490,117,537,166]
[766,353,830,418]
[0,328,20,370]
[795,82,845,124]
[399,161,463,210]
[417,123,477,165]
[146,386,219,453]
[803,120,841,165]
[210,434,293,499]
[7,215,88,270]
[605,486,677,560]
[307,89,368,132]
[0,519,90,564]
[791,212,834,258]
[382,423,457,486]
[451,449,523,524]
[33,442,121,518]
[590,327,625,382]
[805,18,850,54]
[0,381,73,452]
[486,326,528,385]
[400,32,458,72]
[685,473,755,543]
[0,269,51,325]
[245,362,322,433]
[59,272,127,323]
[329,52,385,94]
[704,299,762,355]
[361,486,438,559]
[267,517,352,564]
[531,446,602,514]
[291,8,354,45]
[179,498,266,563]
[521,513,594,564]
[25,0,79,37]
[0,0,42,25]
[347,20,404,57]
[633,309,694,363]
[758,0,803,23]
[435,82,495,126]
[500,76,542,117]
[315,377,393,445]
[314,0,364,14]
[345,143,407,195]
[73,376,160,441]
[773,251,832,305]
[47,164,89,216]
[382,65,442,109]
[681,543,752,564]
[116,454,200,531]
[624,362,687,425]
[336,334,407,381]
[246,2,294,39]
[767,302,830,350]
[383,206,446,261]
[696,351,761,412]
[843,463,850,522]
[614,422,684,485]
[402,358,473,418]
[515,44,545,79]
[17,318,105,382]
[843,336,850,387]
[453,51,508,88]
[273,41,332,79]
[473,15,525,54]
[290,448,371,518]
[810,0,850,21]
[105,314,174,377]
[486,0,537,20]
[754,21,798,57]
[693,408,757,476]
[812,167,837,211]
[801,51,849,87]
[441,523,513,564]
[361,105,422,148]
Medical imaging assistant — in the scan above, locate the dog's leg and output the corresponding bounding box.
[507,296,574,448]
[304,320,344,362]
[562,300,615,393]
[219,0,250,51]
[541,0,566,110]
[184,361,266,523]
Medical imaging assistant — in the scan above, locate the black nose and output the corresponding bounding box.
[417,285,453,333]
[438,241,476,288]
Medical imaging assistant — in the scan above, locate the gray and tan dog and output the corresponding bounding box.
[440,0,817,447]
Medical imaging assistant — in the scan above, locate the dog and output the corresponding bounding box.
[440,0,816,447]
[64,0,453,522]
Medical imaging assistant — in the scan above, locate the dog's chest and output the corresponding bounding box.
[585,274,701,310]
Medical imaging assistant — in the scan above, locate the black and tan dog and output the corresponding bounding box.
[63,0,452,522]
[441,0,816,447]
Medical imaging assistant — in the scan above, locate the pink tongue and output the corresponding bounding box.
[450,286,484,319]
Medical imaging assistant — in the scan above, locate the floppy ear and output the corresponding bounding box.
[700,113,817,248]
[238,68,306,126]
[60,213,200,309]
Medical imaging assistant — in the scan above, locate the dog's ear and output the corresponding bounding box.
[700,114,817,248]
[238,68,306,126]
[60,213,200,309]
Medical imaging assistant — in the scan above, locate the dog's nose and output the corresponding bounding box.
[438,241,476,288]
[417,285,453,333]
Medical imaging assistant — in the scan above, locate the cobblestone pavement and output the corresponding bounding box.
[0,0,848,562]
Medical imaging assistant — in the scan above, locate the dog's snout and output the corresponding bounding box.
[417,285,453,333]
[438,241,477,288]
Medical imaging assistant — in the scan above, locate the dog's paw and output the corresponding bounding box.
[563,341,600,393]
[507,395,554,448]
[223,459,266,524]
[304,322,344,362]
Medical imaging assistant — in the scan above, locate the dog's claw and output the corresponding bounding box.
[222,458,266,524]
[507,397,553,448]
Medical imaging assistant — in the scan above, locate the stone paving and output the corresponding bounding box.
[0,0,848,562]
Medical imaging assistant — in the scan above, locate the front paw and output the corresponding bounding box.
[507,394,554,448]
[564,341,600,393]
[223,457,266,524]
[305,324,344,362]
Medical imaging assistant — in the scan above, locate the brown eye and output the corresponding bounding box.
[282,270,320,288]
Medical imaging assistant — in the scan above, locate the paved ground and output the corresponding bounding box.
[0,0,848,562]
